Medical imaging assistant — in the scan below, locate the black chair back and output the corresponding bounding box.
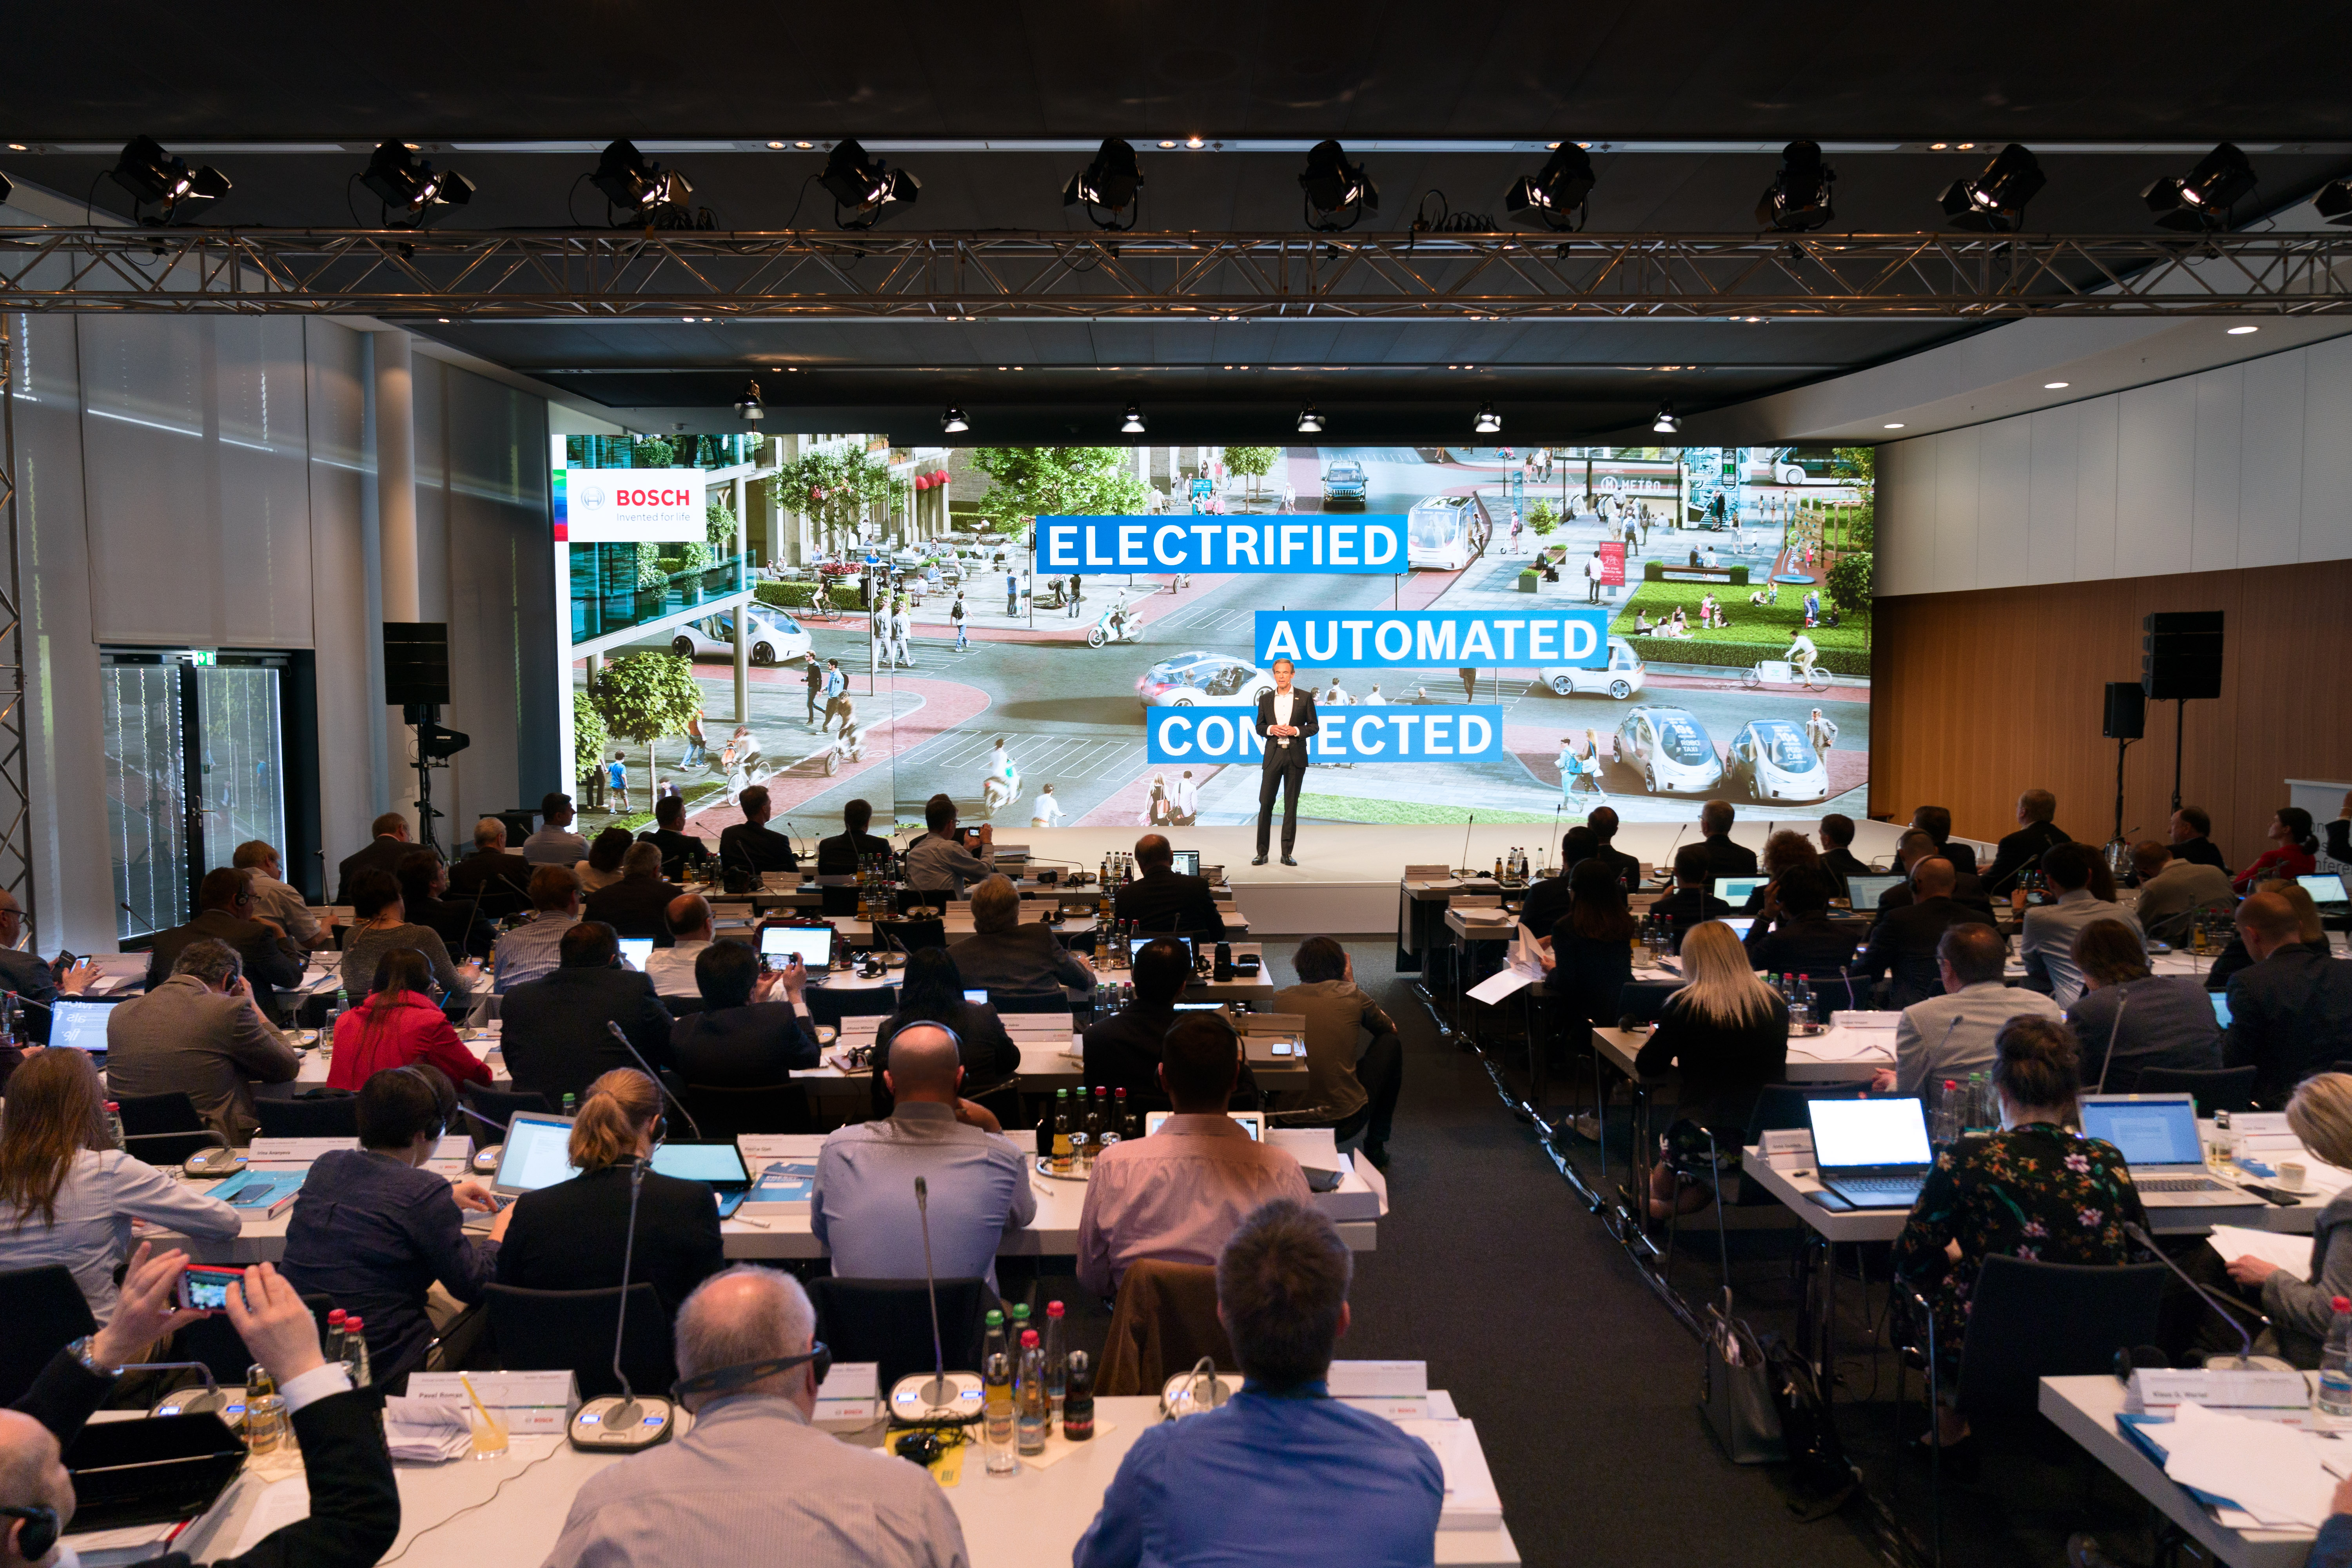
[1733,1083,1873,1207]
[461,1086,555,1139]
[1954,1257,2168,1417]
[2131,1065,2258,1116]
[0,1265,97,1406]
[254,1094,359,1140]
[681,1082,810,1139]
[123,1132,225,1166]
[113,1091,205,1136]
[820,884,863,917]
[989,990,1072,1014]
[805,1276,990,1392]
[1615,979,1681,1025]
[874,918,947,954]
[484,1283,675,1400]
[662,995,708,1018]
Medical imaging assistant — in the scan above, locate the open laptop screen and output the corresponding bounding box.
[2080,1096,2203,1167]
[1713,877,1767,904]
[648,1143,750,1184]
[1845,874,1906,909]
[1144,1110,1263,1141]
[46,998,118,1052]
[1169,849,1200,877]
[617,937,655,969]
[759,925,834,969]
[492,1113,579,1195]
[2299,873,2347,906]
[1807,1098,1930,1169]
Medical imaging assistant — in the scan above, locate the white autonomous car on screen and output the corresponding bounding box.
[1138,652,1278,709]
[1615,706,1724,795]
[1725,718,1829,803]
[654,609,812,667]
[1541,636,1646,701]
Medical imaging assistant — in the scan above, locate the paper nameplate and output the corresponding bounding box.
[407,1370,579,1433]
[738,1134,828,1165]
[2125,1370,2313,1414]
[1830,1011,1900,1029]
[245,1136,356,1164]
[813,1362,880,1431]
[1760,1129,1815,1156]
[2233,1113,2293,1137]
[1328,1360,1428,1398]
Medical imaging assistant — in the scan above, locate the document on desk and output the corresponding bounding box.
[2158,1401,2345,1527]
[1465,928,1549,1006]
[748,1161,817,1204]
[225,1476,312,1559]
[2203,1226,2316,1278]
[1392,1418,1504,1530]
[1790,1031,1893,1064]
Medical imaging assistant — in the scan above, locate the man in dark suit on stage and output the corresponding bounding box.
[1252,659,1319,867]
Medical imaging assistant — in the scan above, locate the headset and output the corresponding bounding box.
[668,1343,832,1405]
[1,1504,59,1561]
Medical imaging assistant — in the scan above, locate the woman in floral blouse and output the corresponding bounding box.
[1893,1015,2148,1444]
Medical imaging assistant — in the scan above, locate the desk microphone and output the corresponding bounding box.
[889,1174,985,1425]
[569,1154,675,1451]
[2121,1221,2283,1371]
[604,1022,704,1140]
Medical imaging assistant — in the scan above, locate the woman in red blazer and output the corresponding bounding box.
[2234,806,2320,894]
[325,947,490,1091]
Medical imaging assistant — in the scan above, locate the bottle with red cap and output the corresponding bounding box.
[1014,1329,1047,1454]
[1043,1300,1067,1420]
[325,1308,348,1368]
[2321,1297,2352,1415]
[339,1318,371,1388]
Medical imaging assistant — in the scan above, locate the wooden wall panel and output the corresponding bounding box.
[1869,560,2352,866]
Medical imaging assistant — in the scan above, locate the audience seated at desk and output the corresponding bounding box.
[1585,806,1644,892]
[334,809,415,902]
[2063,917,2221,1094]
[1648,845,1732,953]
[1537,860,1636,1024]
[397,846,495,962]
[495,1069,722,1321]
[1817,811,1871,892]
[1274,936,1404,1171]
[2167,804,2230,872]
[2019,842,2141,1008]
[1083,937,1201,1115]
[233,838,328,950]
[814,795,891,877]
[868,949,1020,1120]
[717,784,800,878]
[2204,879,2329,992]
[522,790,590,868]
[1909,804,1979,879]
[2224,891,2352,1109]
[670,942,818,1086]
[638,793,712,882]
[107,938,301,1145]
[903,794,994,898]
[1853,858,1993,1010]
[951,873,1095,1000]
[543,1266,966,1568]
[448,815,535,920]
[1894,1017,2148,1445]
[1517,827,1590,940]
[1115,833,1227,937]
[2234,805,2320,894]
[1982,788,2072,897]
[492,866,584,994]
[1636,922,1789,1221]
[2127,837,2235,945]
[2220,1074,2352,1368]
[1875,829,1995,920]
[0,1247,397,1568]
[0,1051,238,1324]
[0,889,95,1047]
[1077,1015,1312,1299]
[281,1064,509,1382]
[1743,864,1862,993]
[499,922,675,1107]
[1874,923,2064,1096]
[812,1024,1034,1292]
[338,868,479,1010]
[1074,1200,1441,1568]
[575,826,634,895]
[324,947,491,1091]
[584,841,686,942]
[1691,798,1759,882]
[144,865,308,1019]
[1734,829,1821,916]
[643,894,715,998]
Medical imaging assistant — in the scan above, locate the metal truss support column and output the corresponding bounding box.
[0,317,35,942]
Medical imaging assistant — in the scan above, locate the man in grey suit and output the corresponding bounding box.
[1252,658,1319,867]
[543,1265,968,1568]
[1875,923,2064,1096]
[106,938,301,1143]
[143,867,309,1018]
[2130,839,2235,944]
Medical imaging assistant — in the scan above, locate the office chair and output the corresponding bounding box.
[484,1283,675,1401]
[112,1091,207,1138]
[805,1277,990,1393]
[2132,1065,2258,1116]
[460,1086,554,1140]
[681,1082,810,1139]
[253,1093,359,1140]
[872,918,947,954]
[0,1265,96,1406]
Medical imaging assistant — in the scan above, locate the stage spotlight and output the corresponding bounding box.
[1651,402,1681,435]
[1939,143,2044,233]
[2143,143,2256,231]
[1473,403,1501,434]
[1121,403,1147,434]
[360,142,474,227]
[1299,140,1377,232]
[1296,403,1325,434]
[1063,138,1144,230]
[590,140,693,218]
[820,139,920,230]
[109,136,231,223]
[1506,143,1595,231]
[1755,140,1835,232]
[942,405,969,434]
[733,380,764,423]
[2318,178,2352,227]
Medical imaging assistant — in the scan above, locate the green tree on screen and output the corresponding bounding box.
[774,446,909,551]
[1827,550,1873,613]
[592,652,704,806]
[1224,446,1279,499]
[968,448,1147,535]
[572,689,610,782]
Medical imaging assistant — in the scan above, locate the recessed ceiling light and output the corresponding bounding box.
[1931,142,1949,151]
[2227,324,2259,334]
[1884,422,1906,429]
[1185,136,1205,149]
[1547,142,1561,150]
[2044,381,2069,389]
[794,140,813,150]
[1958,142,1976,151]
[1158,140,1177,149]
[5,143,24,152]
[438,316,451,323]
[767,141,786,150]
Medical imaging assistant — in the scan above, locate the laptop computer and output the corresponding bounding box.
[617,937,655,970]
[759,924,834,973]
[2299,873,2348,909]
[1713,876,1767,904]
[1844,873,1907,910]
[1132,935,1194,964]
[465,1111,579,1230]
[1144,1110,1266,1141]
[2210,992,2232,1029]
[2078,1093,2249,1206]
[1805,1097,1933,1208]
[1169,849,1200,877]
[46,997,120,1054]
[648,1142,753,1218]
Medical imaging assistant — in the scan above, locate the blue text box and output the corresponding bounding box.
[1255,609,1612,669]
[1037,515,1405,575]
[1147,706,1509,764]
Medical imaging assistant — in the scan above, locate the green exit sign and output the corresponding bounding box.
[186,650,216,666]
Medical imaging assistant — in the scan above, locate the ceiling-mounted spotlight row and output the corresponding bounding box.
[925,399,1537,436]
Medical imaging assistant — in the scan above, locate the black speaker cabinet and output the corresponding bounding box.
[383,621,451,707]
[2140,612,2223,702]
[2102,681,2146,740]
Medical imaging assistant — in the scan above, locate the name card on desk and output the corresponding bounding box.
[1329,1360,1432,1419]
[246,1137,356,1164]
[407,1370,579,1433]
[814,1362,880,1431]
[2124,1369,2314,1417]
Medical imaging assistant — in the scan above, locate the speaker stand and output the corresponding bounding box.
[2170,697,2187,813]
[2112,735,2136,848]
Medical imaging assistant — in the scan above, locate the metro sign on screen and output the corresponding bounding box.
[555,468,705,543]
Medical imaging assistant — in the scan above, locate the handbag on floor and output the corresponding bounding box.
[1699,1294,1785,1465]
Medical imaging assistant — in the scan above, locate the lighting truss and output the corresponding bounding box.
[0,228,2345,320]
[0,321,33,940]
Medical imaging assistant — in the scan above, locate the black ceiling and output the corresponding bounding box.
[8,3,2350,441]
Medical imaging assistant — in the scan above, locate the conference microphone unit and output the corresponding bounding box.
[605,1022,704,1142]
[570,1154,675,1452]
[2120,1222,2288,1372]
[888,1174,985,1427]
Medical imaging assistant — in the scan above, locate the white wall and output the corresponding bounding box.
[1879,334,2352,596]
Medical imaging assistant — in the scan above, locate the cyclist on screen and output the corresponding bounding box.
[1786,628,1820,681]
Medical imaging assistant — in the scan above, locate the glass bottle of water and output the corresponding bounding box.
[2320,1298,2352,1417]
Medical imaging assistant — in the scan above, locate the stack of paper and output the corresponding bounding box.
[382,1398,473,1462]
[2160,1402,2345,1527]
[2205,1226,2316,1278]
[1392,1418,1504,1530]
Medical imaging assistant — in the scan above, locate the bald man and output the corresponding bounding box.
[544,1266,967,1568]
[1853,857,1996,1009]
[2225,892,2352,1109]
[810,1024,1035,1291]
[643,894,716,998]
[1115,833,1226,938]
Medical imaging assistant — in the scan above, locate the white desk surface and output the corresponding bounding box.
[158,1394,1517,1568]
[1590,1024,1889,1087]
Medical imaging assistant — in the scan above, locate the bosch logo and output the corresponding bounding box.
[577,485,606,509]
[618,488,692,508]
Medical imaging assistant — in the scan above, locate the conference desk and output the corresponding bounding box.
[149,1394,1518,1568]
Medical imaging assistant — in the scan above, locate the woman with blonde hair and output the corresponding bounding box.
[495,1069,722,1319]
[1635,920,1790,1218]
[2223,1073,2352,1366]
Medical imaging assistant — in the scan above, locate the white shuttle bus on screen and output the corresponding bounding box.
[1407,494,1484,571]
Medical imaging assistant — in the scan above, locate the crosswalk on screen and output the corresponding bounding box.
[564,441,1873,838]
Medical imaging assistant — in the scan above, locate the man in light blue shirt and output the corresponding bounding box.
[1074,1198,1442,1568]
[491,866,582,994]
[523,791,590,867]
[810,1025,1034,1292]
[2020,842,2143,1008]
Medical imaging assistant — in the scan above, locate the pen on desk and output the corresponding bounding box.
[731,1214,771,1229]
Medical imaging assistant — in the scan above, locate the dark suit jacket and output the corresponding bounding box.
[718,821,799,875]
[584,875,688,942]
[1253,687,1320,770]
[13,1349,398,1568]
[1649,888,1731,952]
[334,835,412,905]
[1590,844,1642,892]
[1822,846,1873,886]
[2226,948,2352,1108]
[2172,835,2230,872]
[1117,869,1227,938]
[143,907,307,1011]
[871,1002,1022,1118]
[447,849,535,919]
[1926,838,1980,878]
[1854,895,1997,1009]
[1519,875,1575,940]
[1984,819,2072,896]
[670,1002,820,1087]
[1877,873,1995,922]
[1742,914,1866,989]
[638,827,711,880]
[1080,1002,1258,1112]
[816,829,892,876]
[1695,833,1760,882]
[497,1162,724,1319]
[498,966,675,1106]
[412,894,496,961]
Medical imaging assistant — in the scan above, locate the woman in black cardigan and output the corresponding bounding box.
[1743,864,1865,1000]
[1635,920,1790,1219]
[1541,859,1637,1026]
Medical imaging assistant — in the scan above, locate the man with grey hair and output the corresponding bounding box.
[643,894,715,998]
[233,839,327,949]
[944,873,1093,1000]
[1985,787,2072,898]
[1873,922,2064,1096]
[544,1265,969,1568]
[1693,798,1759,882]
[448,815,535,919]
[104,938,300,1143]
[1075,1200,1441,1566]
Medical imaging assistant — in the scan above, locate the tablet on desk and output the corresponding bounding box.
[490,1112,579,1198]
[760,924,834,971]
[46,998,120,1053]
[649,1142,754,1216]
[617,937,654,970]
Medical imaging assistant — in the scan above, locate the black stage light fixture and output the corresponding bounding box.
[1940,143,2044,233]
[1296,403,1325,434]
[1472,403,1501,434]
[1299,139,1377,232]
[109,136,231,223]
[590,139,693,217]
[820,139,919,230]
[733,380,764,423]
[2317,178,2352,228]
[1755,140,1835,232]
[1064,137,1144,229]
[2143,143,2256,231]
[1651,401,1681,435]
[1506,143,1595,231]
[361,141,474,228]
[1120,402,1147,434]
[941,405,970,434]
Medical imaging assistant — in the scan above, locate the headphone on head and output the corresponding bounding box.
[1,1504,58,1562]
[668,1342,831,1404]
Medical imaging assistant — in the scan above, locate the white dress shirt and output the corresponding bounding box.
[1270,689,1295,753]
